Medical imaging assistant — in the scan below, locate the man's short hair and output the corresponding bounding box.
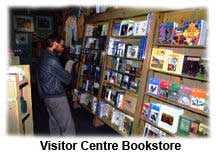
[46,34,65,47]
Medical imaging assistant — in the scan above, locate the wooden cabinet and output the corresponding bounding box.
[7,65,33,135]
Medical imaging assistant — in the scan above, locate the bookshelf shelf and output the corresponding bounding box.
[107,55,144,61]
[102,99,135,117]
[104,81,138,96]
[153,43,206,49]
[144,92,209,117]
[107,67,141,77]
[111,35,147,39]
[149,69,208,82]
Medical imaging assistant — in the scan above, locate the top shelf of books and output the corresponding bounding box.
[154,43,206,49]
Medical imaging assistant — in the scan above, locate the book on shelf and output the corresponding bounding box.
[190,88,207,111]
[126,45,139,58]
[177,85,192,106]
[94,67,101,82]
[164,53,184,75]
[149,48,173,71]
[111,110,125,131]
[140,102,151,121]
[182,56,201,77]
[204,94,209,113]
[182,20,207,46]
[158,80,170,99]
[91,96,98,114]
[173,27,185,45]
[129,77,140,92]
[111,58,120,70]
[120,20,129,36]
[82,79,89,91]
[116,92,125,109]
[158,22,178,44]
[196,57,208,80]
[85,24,95,36]
[127,20,135,36]
[147,77,160,96]
[101,23,109,36]
[143,122,167,137]
[118,59,127,73]
[110,89,117,105]
[122,75,130,89]
[189,120,200,137]
[158,104,184,134]
[123,92,138,114]
[148,103,161,125]
[117,42,126,57]
[122,115,134,135]
[133,20,148,36]
[198,123,208,137]
[168,82,180,102]
[177,115,192,136]
[112,21,121,36]
[138,36,147,59]
[93,82,99,96]
[105,87,112,102]
[116,73,123,86]
[97,102,113,120]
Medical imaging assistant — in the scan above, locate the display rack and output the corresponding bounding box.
[7,65,33,135]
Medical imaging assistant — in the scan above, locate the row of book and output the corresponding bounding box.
[82,64,101,82]
[83,52,102,66]
[84,37,106,50]
[110,57,142,75]
[107,37,147,59]
[150,48,208,78]
[141,102,208,136]
[112,14,151,36]
[96,101,134,135]
[82,79,100,97]
[147,77,209,112]
[105,70,140,92]
[158,19,207,46]
[101,86,138,114]
[85,23,109,37]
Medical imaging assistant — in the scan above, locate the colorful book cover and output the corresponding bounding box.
[147,77,160,96]
[117,42,126,57]
[173,27,185,45]
[177,85,192,106]
[85,24,95,36]
[189,120,200,137]
[190,88,207,111]
[158,104,184,134]
[111,58,120,70]
[122,115,134,135]
[101,23,109,36]
[182,56,201,77]
[140,102,151,121]
[183,20,207,46]
[138,36,147,59]
[120,20,129,36]
[127,20,135,36]
[130,77,140,92]
[110,90,117,105]
[105,87,112,101]
[123,92,138,114]
[112,22,121,36]
[118,59,127,72]
[148,103,161,125]
[158,22,177,44]
[109,71,117,84]
[164,53,184,74]
[168,82,180,102]
[116,73,123,86]
[133,20,148,36]
[111,110,125,130]
[126,45,139,58]
[122,75,130,89]
[196,57,208,80]
[143,123,166,137]
[177,115,192,136]
[149,48,173,71]
[198,123,208,137]
[116,92,125,109]
[158,80,170,99]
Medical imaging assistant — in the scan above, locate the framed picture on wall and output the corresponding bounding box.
[15,33,28,45]
[14,16,34,32]
[36,16,52,31]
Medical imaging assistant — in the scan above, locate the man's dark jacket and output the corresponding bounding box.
[37,48,71,98]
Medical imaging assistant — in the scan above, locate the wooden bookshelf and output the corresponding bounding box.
[111,35,147,39]
[153,43,206,49]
